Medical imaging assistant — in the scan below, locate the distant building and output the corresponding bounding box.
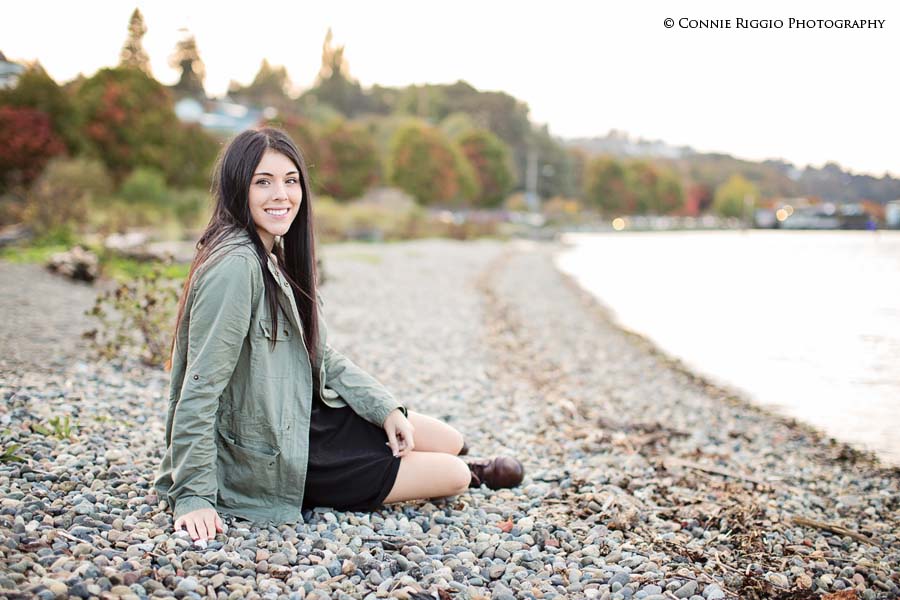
[174,96,275,135]
[0,51,25,90]
[565,129,692,160]
[886,200,900,229]
[759,199,883,230]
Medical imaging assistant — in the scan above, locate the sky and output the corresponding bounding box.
[2,0,897,177]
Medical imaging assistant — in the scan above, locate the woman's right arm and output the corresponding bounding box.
[167,254,257,539]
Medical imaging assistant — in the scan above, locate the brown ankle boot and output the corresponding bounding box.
[466,456,524,490]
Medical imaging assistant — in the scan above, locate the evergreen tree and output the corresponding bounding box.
[119,8,151,74]
[299,28,369,117]
[229,59,292,111]
[169,31,206,99]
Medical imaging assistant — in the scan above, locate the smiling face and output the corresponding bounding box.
[248,149,304,252]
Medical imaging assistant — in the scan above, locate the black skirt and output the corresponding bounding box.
[302,394,402,512]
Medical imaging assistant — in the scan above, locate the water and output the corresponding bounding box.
[555,230,900,466]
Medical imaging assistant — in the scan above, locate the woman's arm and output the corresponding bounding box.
[167,254,256,522]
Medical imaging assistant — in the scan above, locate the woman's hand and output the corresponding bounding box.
[384,409,415,458]
[174,507,224,541]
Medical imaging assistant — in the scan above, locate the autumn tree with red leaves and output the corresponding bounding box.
[0,106,66,191]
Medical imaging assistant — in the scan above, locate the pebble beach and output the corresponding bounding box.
[1,239,898,600]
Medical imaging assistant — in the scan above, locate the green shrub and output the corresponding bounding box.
[120,167,168,206]
[313,196,501,242]
[170,188,211,230]
[24,157,113,235]
[86,185,208,235]
[84,263,181,367]
[85,198,166,233]
[315,196,419,242]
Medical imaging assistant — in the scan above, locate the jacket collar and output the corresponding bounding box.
[222,227,284,282]
[223,228,303,333]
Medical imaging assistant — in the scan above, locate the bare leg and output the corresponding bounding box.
[382,451,471,504]
[405,410,466,455]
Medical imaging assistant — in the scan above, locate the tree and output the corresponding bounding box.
[163,123,220,189]
[584,156,631,214]
[714,174,758,218]
[366,85,400,115]
[264,115,322,170]
[684,183,713,215]
[623,161,655,214]
[299,28,370,117]
[651,167,685,214]
[316,120,380,201]
[450,143,481,205]
[624,161,684,214]
[458,129,514,207]
[74,67,181,182]
[0,106,66,191]
[120,167,168,205]
[439,112,478,141]
[229,59,291,110]
[119,8,151,74]
[388,124,462,205]
[0,63,80,153]
[391,81,533,186]
[169,31,206,99]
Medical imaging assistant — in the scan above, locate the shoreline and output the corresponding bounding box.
[475,238,899,597]
[1,240,898,599]
[547,241,898,474]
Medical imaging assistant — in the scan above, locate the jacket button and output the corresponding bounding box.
[192,374,199,380]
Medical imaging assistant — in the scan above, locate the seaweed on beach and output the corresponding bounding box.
[736,570,823,600]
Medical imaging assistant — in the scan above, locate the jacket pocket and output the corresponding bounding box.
[259,319,291,341]
[216,426,281,508]
[253,318,295,378]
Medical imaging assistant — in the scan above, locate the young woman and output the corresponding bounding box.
[154,127,524,541]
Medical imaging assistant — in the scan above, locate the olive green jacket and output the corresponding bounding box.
[154,229,407,526]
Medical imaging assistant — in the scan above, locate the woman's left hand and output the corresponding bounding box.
[383,409,415,458]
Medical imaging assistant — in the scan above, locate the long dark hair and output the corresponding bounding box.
[167,127,319,381]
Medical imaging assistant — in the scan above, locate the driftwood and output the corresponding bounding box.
[46,246,99,282]
[0,223,32,247]
[664,457,771,486]
[790,516,877,546]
